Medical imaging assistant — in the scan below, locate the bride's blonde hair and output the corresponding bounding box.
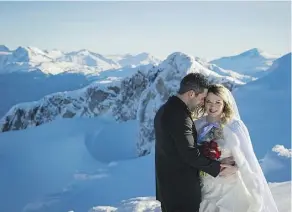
[207,84,234,125]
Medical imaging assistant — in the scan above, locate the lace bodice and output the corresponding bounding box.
[194,117,232,160]
[195,117,232,159]
[194,117,237,183]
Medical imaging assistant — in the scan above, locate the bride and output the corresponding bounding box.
[194,84,279,212]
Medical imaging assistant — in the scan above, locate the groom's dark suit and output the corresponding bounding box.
[154,96,221,212]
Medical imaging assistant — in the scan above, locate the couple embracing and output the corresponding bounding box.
[154,73,278,212]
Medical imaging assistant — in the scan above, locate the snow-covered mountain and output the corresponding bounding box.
[0,45,10,52]
[0,46,161,75]
[0,52,244,144]
[210,48,280,77]
[0,46,162,118]
[194,57,256,83]
[234,52,291,158]
[0,46,52,73]
[107,52,161,68]
[0,62,157,120]
[0,64,156,133]
[233,52,291,182]
[0,70,96,119]
[0,46,100,75]
[136,52,249,155]
[57,49,120,69]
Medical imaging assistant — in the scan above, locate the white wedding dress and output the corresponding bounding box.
[195,117,259,212]
[194,116,279,212]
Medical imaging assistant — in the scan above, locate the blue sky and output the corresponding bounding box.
[0,1,290,60]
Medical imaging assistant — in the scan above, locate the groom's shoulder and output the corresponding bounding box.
[193,116,206,125]
[163,96,186,112]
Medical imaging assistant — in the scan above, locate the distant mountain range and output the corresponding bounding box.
[0,45,161,75]
[0,46,283,133]
[210,48,280,77]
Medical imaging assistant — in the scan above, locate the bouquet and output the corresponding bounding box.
[201,140,221,160]
[197,122,224,176]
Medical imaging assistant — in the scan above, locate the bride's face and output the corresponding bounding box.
[205,92,224,118]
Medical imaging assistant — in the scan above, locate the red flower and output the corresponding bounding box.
[215,150,221,159]
[200,140,221,160]
[210,140,218,149]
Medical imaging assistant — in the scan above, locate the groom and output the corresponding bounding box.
[154,73,236,212]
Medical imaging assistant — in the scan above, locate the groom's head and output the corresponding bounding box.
[177,73,209,112]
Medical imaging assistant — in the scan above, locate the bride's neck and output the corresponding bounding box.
[206,115,221,123]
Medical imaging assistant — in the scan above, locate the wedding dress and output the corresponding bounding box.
[194,90,279,212]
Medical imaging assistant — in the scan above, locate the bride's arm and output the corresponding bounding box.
[223,123,264,212]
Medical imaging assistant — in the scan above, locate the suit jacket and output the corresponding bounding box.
[154,95,221,212]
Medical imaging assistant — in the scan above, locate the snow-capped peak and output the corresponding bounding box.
[67,49,99,56]
[136,51,247,156]
[11,46,52,63]
[0,45,10,52]
[159,52,248,84]
[107,52,161,68]
[210,48,279,77]
[238,48,278,59]
[60,49,119,68]
[12,46,30,62]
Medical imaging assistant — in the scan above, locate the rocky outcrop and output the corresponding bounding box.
[0,66,157,132]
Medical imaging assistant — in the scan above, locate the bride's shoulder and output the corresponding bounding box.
[225,119,247,133]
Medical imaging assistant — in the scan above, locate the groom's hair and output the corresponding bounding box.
[178,73,209,95]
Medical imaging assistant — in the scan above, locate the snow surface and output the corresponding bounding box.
[0,117,290,212]
[260,145,291,182]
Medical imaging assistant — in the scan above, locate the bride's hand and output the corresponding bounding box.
[219,164,238,177]
[220,156,235,166]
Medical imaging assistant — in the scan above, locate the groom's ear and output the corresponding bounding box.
[189,90,197,98]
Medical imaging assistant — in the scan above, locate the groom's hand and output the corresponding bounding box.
[219,164,238,177]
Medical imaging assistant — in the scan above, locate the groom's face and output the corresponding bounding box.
[188,89,208,111]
